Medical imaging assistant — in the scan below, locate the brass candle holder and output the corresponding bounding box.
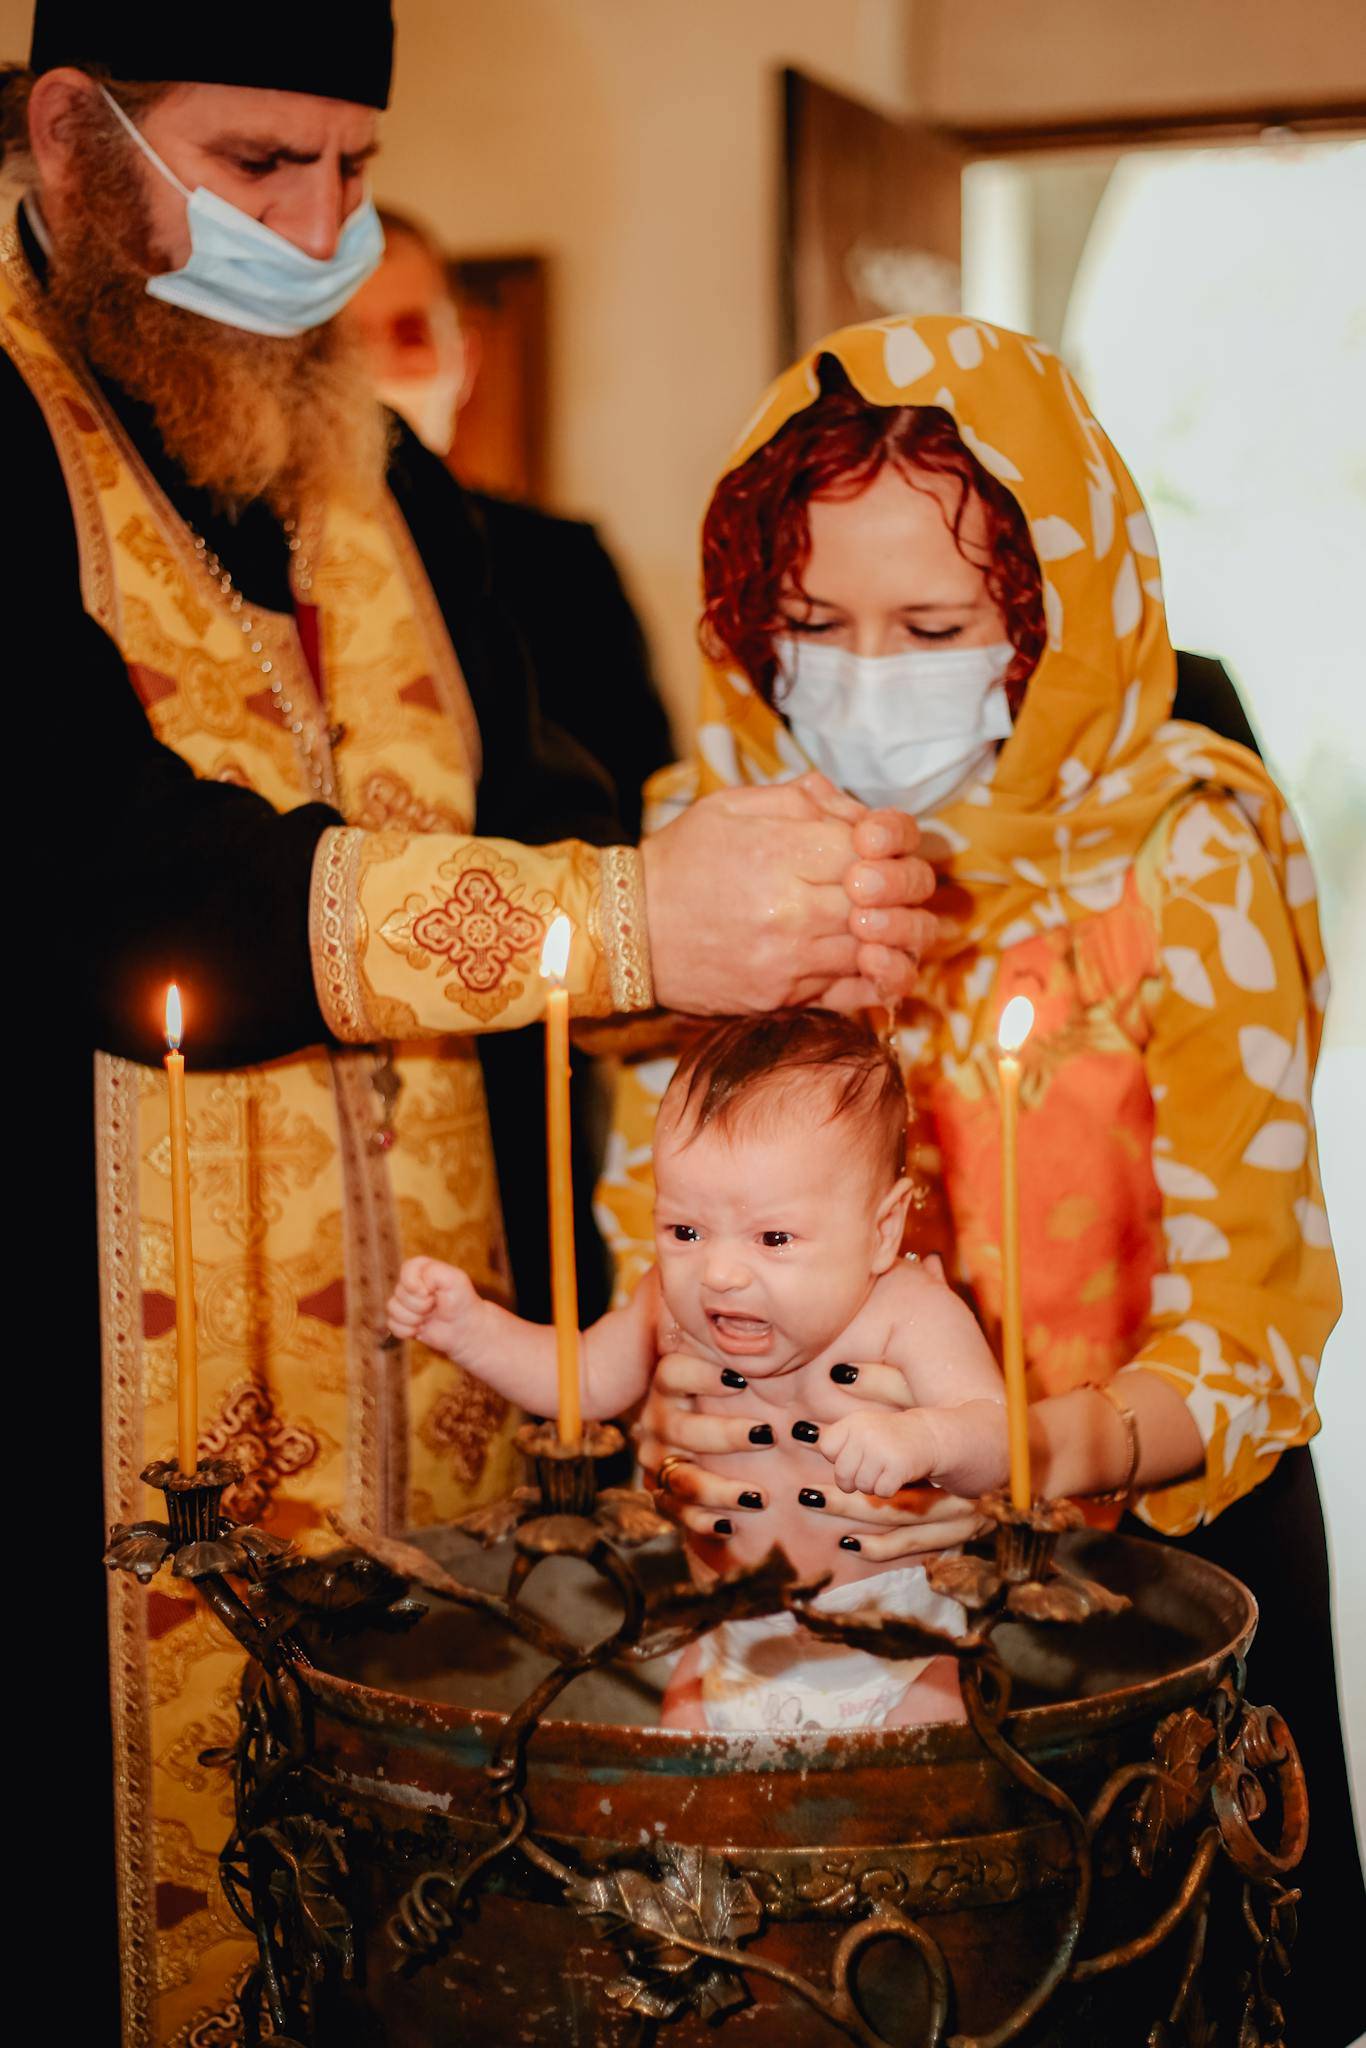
[105,1457,292,1584]
[457,1418,673,1559]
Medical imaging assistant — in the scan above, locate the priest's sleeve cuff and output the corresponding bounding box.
[310,827,653,1040]
[598,845,655,1015]
[310,825,376,1042]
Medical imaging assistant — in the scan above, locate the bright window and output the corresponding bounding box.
[965,135,1366,1827]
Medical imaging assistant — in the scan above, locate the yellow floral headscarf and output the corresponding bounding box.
[682,315,1326,1021]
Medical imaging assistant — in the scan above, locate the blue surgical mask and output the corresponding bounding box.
[103,88,384,338]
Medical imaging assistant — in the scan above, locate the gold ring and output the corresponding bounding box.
[656,1454,692,1496]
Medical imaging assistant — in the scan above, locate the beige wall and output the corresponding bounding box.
[914,0,1366,125]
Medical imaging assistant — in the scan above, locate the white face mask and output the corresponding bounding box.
[375,370,462,454]
[103,88,384,338]
[776,636,1015,816]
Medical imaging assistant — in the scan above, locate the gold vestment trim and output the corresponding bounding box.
[0,223,119,633]
[600,845,655,1013]
[96,1052,155,2048]
[310,825,375,1042]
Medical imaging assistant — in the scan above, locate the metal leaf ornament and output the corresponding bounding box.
[594,1486,674,1545]
[633,1548,822,1660]
[1131,1706,1217,1875]
[258,1817,355,1982]
[926,1548,1128,1625]
[248,1546,426,1640]
[925,1552,1002,1611]
[104,1521,176,1584]
[566,1843,762,2021]
[1006,1569,1129,1624]
[457,1487,541,1546]
[105,1516,293,1583]
[328,1512,510,1604]
[1150,1984,1220,2048]
[795,1601,965,1662]
[456,1481,670,1549]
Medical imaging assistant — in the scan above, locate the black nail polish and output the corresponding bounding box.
[830,1364,859,1385]
[748,1424,774,1445]
[839,1535,862,1552]
[713,1519,734,1536]
[798,1488,826,1510]
[721,1369,748,1389]
[738,1491,764,1510]
[791,1419,820,1444]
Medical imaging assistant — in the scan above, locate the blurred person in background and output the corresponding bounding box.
[351,208,674,839]
[350,210,677,1326]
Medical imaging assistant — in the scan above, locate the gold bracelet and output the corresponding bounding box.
[1088,1381,1140,1506]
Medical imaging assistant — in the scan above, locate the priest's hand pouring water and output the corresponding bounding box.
[641,770,937,1015]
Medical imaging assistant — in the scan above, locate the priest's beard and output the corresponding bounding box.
[45,105,390,519]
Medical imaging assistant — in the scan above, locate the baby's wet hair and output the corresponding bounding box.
[662,1009,907,1187]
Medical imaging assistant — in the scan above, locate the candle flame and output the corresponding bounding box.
[165,983,184,1052]
[997,994,1035,1056]
[539,913,572,985]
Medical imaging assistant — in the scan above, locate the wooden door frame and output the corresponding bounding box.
[779,67,1366,363]
[945,100,1366,158]
[779,68,968,363]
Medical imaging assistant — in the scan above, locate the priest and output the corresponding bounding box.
[1,7,935,2041]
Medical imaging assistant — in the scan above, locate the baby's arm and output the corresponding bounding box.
[387,1258,659,1419]
[819,1264,1007,1499]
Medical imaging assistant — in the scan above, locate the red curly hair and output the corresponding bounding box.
[701,357,1044,714]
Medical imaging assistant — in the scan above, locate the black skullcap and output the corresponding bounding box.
[29,0,395,110]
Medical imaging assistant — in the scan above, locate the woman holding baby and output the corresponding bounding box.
[393,315,1361,2041]
[603,317,1362,2043]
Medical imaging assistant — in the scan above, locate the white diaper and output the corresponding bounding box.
[695,1565,967,1733]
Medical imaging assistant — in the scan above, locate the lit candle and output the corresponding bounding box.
[539,916,582,1448]
[164,984,199,1474]
[997,995,1035,1510]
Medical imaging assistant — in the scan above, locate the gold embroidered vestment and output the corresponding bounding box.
[0,224,650,2046]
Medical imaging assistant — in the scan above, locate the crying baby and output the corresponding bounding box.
[388,1010,1005,1731]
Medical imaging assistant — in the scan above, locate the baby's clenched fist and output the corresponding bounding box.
[819,1409,936,1498]
[387,1257,482,1354]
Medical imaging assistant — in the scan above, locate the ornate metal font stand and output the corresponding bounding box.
[107,1442,1307,2048]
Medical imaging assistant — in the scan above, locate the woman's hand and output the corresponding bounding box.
[637,1350,992,1551]
[637,1351,780,1536]
[800,1487,992,1562]
[802,1358,998,1555]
